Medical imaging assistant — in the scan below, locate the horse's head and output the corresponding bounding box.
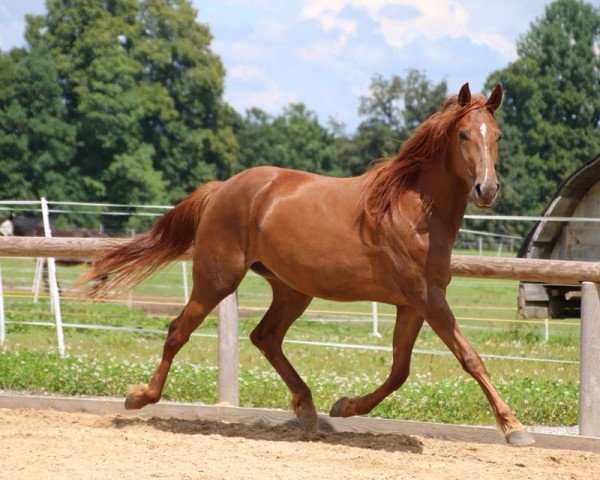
[452,83,503,209]
[0,213,15,236]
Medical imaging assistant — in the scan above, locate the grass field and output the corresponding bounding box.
[0,254,580,427]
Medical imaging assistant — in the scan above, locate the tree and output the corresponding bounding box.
[21,0,235,207]
[0,46,76,201]
[351,69,447,171]
[134,0,237,199]
[236,104,338,174]
[486,0,600,223]
[0,49,31,200]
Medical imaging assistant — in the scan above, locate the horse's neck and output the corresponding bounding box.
[417,163,470,235]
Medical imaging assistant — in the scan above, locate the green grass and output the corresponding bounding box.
[0,255,581,427]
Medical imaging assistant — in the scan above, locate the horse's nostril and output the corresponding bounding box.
[496,183,500,192]
[475,184,482,197]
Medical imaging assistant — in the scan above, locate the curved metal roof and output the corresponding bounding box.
[518,153,600,259]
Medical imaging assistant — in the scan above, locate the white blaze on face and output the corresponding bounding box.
[479,122,489,185]
[0,219,14,236]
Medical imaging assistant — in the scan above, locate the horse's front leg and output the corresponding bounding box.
[426,286,535,446]
[330,306,423,417]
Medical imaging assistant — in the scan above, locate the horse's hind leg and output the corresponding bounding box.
[249,273,315,430]
[125,254,246,410]
[330,306,423,418]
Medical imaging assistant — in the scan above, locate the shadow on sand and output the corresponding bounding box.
[112,415,423,454]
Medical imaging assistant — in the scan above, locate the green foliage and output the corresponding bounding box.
[354,69,448,166]
[134,0,238,199]
[0,0,597,234]
[0,51,30,199]
[486,0,600,226]
[0,256,581,426]
[0,0,234,214]
[0,310,579,426]
[233,71,447,178]
[0,46,76,200]
[235,104,338,174]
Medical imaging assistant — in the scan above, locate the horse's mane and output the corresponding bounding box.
[358,93,488,228]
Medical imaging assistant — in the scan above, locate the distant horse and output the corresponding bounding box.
[83,84,534,446]
[0,212,107,289]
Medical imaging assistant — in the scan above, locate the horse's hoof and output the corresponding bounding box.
[329,397,352,417]
[124,384,150,410]
[296,413,318,432]
[506,430,535,446]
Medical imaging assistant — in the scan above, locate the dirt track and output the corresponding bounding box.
[1,408,598,480]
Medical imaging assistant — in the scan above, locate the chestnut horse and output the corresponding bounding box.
[84,83,534,446]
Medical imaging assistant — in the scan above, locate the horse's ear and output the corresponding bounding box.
[458,83,471,106]
[486,83,503,113]
[8,212,14,219]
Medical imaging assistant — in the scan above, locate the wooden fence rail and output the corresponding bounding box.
[0,236,599,437]
[1,236,600,283]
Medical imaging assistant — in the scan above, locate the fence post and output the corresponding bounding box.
[181,261,189,303]
[32,258,43,303]
[371,302,381,337]
[0,260,5,344]
[218,292,239,406]
[580,281,600,437]
[40,198,65,356]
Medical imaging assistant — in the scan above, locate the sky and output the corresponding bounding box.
[0,0,561,131]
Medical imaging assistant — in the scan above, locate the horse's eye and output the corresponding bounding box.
[497,132,503,142]
[458,131,469,141]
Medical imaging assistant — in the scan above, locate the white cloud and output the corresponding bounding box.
[227,85,296,112]
[309,10,356,36]
[296,36,348,62]
[373,1,469,49]
[230,41,273,62]
[469,32,516,60]
[229,65,265,81]
[300,0,517,62]
[225,65,296,112]
[252,17,289,42]
[347,44,385,63]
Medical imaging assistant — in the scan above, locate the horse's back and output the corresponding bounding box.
[210,165,361,232]
[202,165,356,225]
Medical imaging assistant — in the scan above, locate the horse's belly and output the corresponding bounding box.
[255,221,409,303]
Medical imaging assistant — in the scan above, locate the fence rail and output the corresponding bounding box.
[0,236,599,437]
[1,236,600,284]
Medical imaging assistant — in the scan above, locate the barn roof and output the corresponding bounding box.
[518,153,600,259]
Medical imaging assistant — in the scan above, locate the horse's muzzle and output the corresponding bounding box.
[472,182,500,208]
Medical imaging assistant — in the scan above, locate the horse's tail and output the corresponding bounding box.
[81,181,222,299]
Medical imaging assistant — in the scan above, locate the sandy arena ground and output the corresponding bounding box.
[1,408,598,480]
